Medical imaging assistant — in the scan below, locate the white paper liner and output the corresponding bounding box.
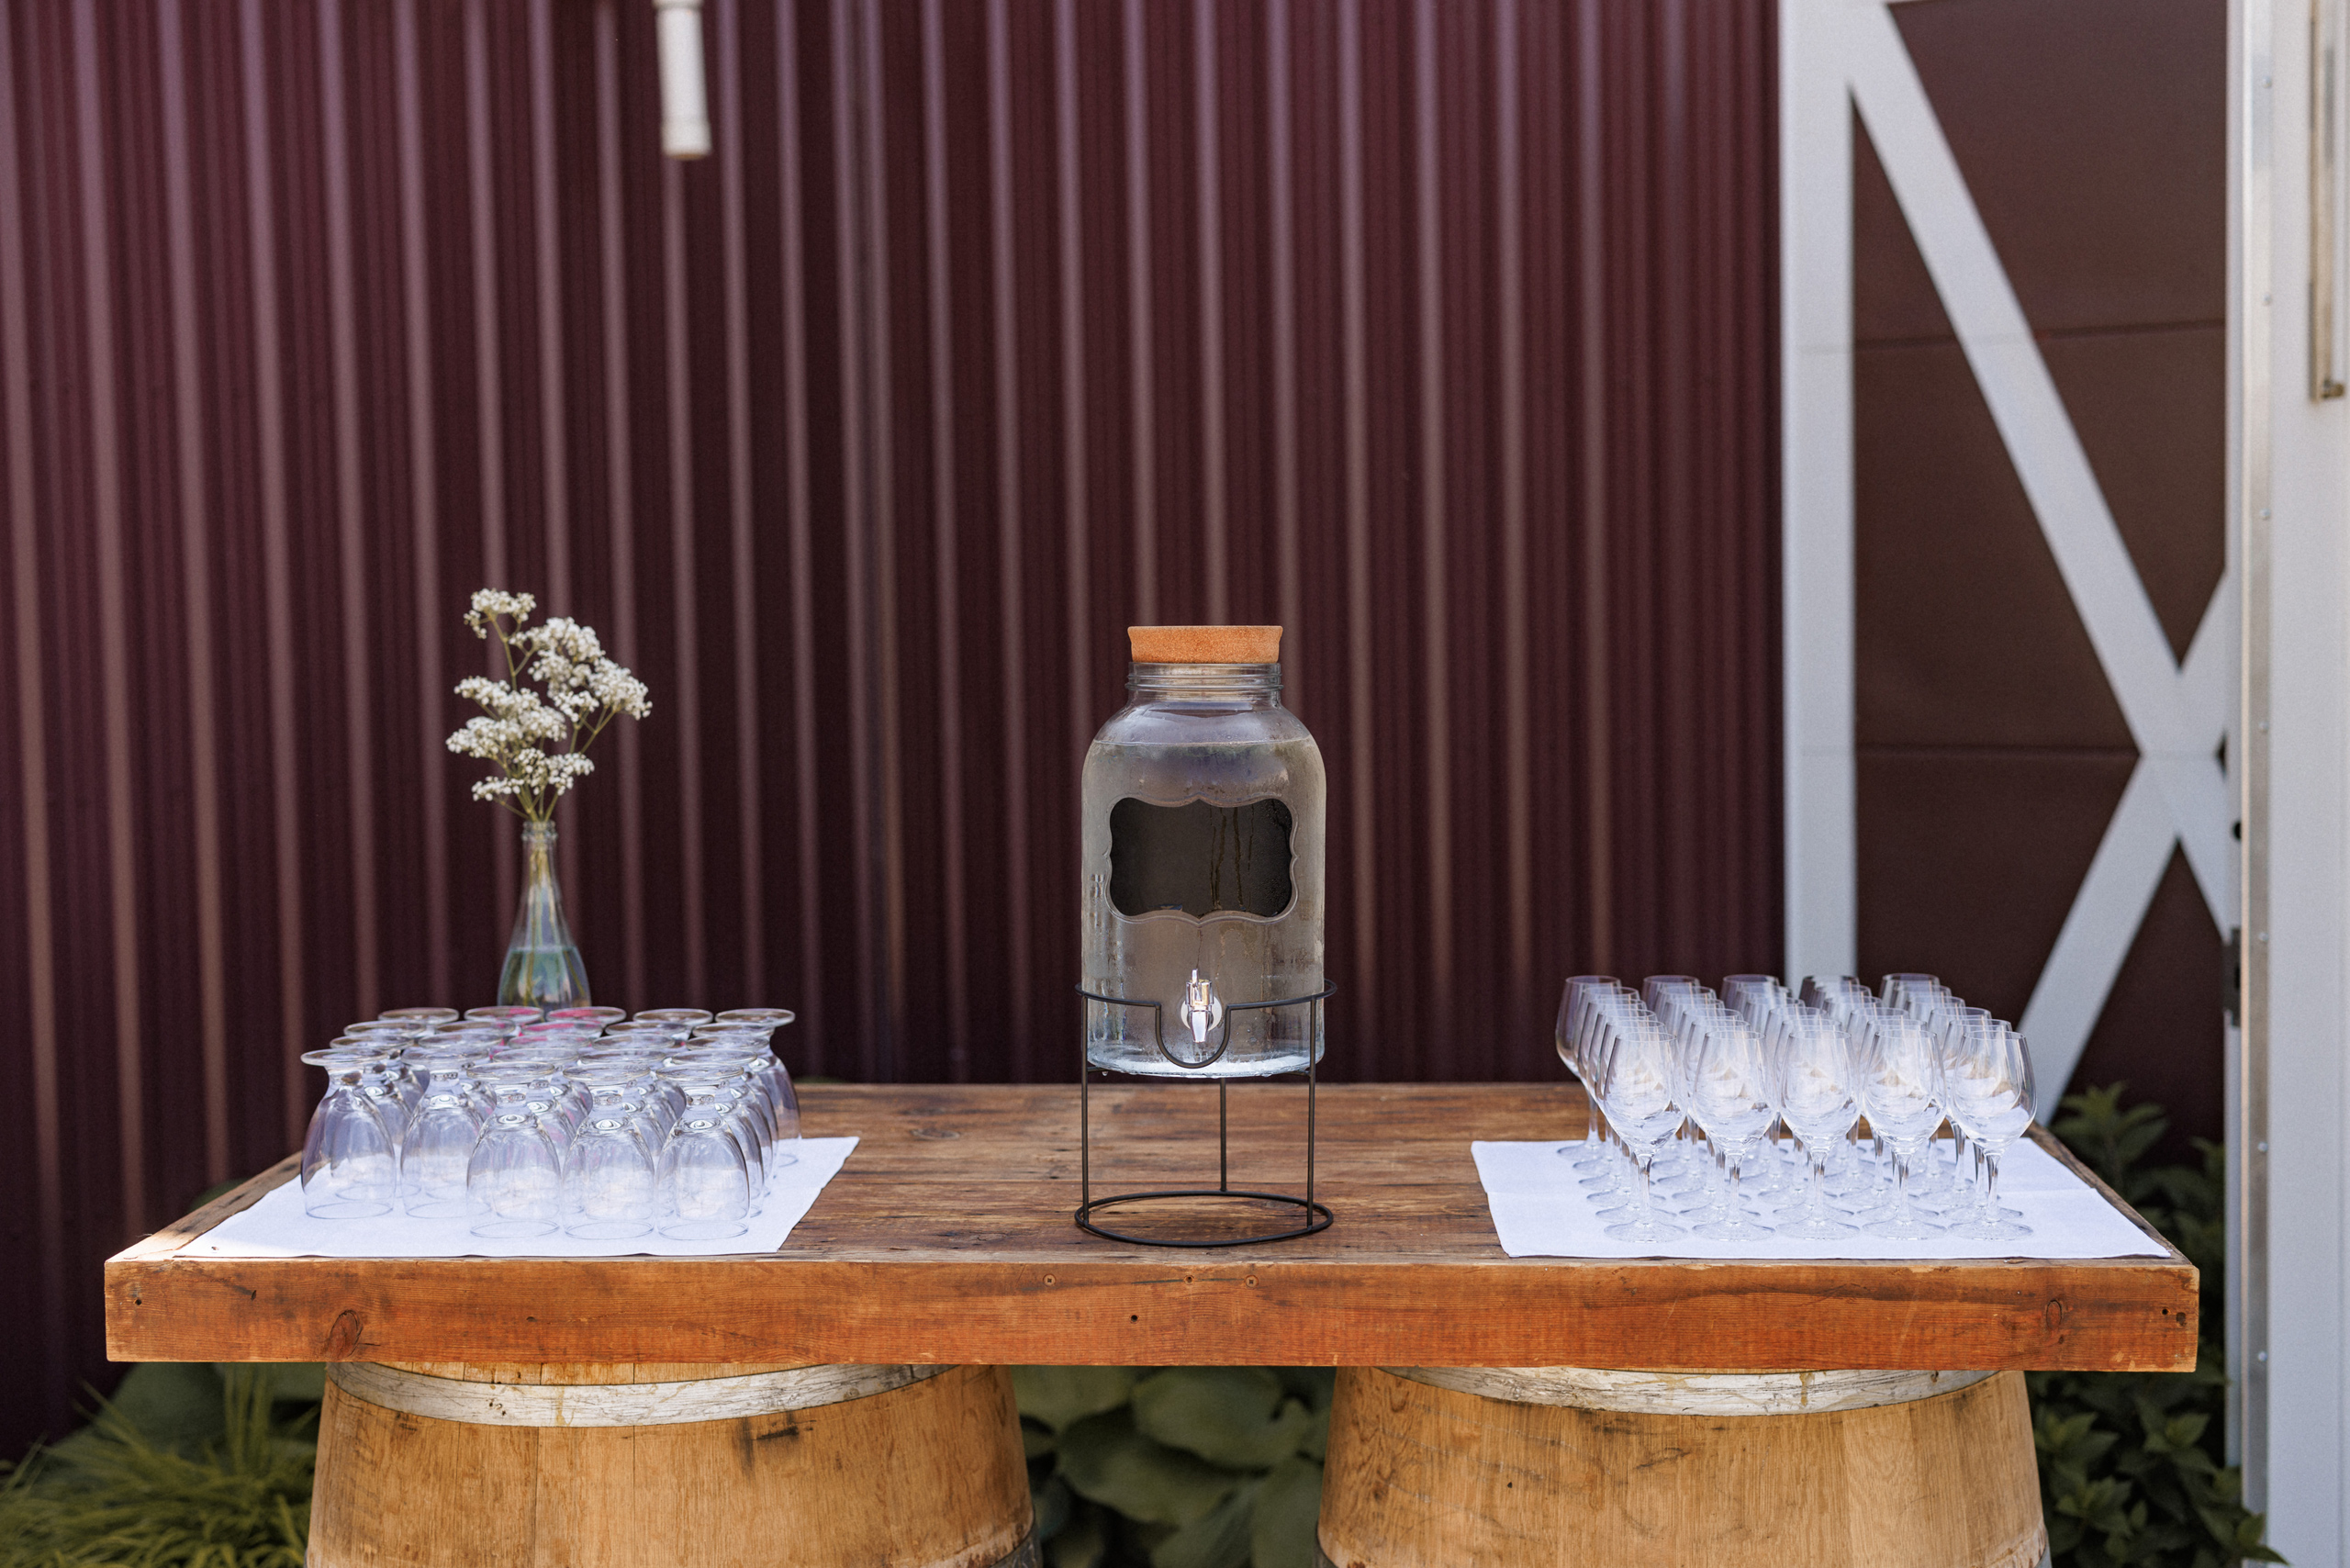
[1472,1137,2169,1260]
[181,1136,859,1259]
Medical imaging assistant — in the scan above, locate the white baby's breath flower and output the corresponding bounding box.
[588,662,651,720]
[448,588,648,821]
[446,715,522,758]
[464,588,536,638]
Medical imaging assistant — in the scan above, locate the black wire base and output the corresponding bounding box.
[1075,981,1336,1249]
[1075,1189,1336,1248]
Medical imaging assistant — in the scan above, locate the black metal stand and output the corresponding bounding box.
[1073,981,1337,1247]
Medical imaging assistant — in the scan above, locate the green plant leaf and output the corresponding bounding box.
[1032,1474,1073,1542]
[1046,1502,1109,1568]
[2033,1085,2288,1568]
[65,1364,228,1460]
[0,1366,314,1568]
[1056,1409,1244,1527]
[212,1364,325,1410]
[1150,1478,1261,1568]
[1295,1405,1329,1463]
[1248,1456,1324,1568]
[1132,1368,1315,1471]
[1273,1368,1337,1413]
[1014,1367,1140,1434]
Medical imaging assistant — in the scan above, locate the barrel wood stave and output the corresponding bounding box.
[1318,1365,2045,1568]
[310,1361,1033,1568]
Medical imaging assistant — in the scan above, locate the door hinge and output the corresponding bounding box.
[2225,925,2244,1026]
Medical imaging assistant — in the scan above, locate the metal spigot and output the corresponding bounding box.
[1179,969,1224,1050]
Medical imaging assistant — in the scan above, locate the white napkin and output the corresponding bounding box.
[1472,1137,2169,1261]
[182,1136,859,1260]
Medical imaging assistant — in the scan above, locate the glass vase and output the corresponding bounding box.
[499,820,589,1010]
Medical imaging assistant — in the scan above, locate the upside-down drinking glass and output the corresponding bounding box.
[379,1006,460,1026]
[467,1110,563,1238]
[565,1114,658,1239]
[299,1049,397,1218]
[547,1005,628,1027]
[636,1007,714,1026]
[659,1115,752,1239]
[400,1045,487,1218]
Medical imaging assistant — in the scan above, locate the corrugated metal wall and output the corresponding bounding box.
[0,0,1777,1450]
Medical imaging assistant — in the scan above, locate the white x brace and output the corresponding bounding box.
[1785,0,2237,1118]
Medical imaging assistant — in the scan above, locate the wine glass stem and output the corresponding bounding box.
[1985,1150,2002,1214]
[1810,1148,1829,1221]
[1637,1153,1656,1222]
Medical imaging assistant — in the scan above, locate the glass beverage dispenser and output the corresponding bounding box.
[1080,625,1326,1076]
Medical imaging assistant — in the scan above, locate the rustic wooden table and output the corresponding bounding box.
[106,1081,2195,1373]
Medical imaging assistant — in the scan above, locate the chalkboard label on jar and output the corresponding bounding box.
[1108,798,1295,920]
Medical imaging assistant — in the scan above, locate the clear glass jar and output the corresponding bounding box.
[1081,651,1326,1078]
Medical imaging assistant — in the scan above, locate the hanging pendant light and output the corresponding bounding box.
[655,0,711,159]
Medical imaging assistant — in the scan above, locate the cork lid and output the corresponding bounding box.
[1127,625,1282,664]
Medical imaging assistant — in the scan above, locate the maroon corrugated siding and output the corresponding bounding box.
[0,0,1778,1451]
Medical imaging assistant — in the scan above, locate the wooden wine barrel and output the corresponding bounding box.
[309,1360,1035,1568]
[1318,1365,2044,1568]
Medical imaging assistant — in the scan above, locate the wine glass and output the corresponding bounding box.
[1852,1006,1945,1238]
[1553,976,1620,1159]
[1769,1005,1860,1238]
[1683,1014,1776,1241]
[1880,973,1941,1014]
[1942,1021,2036,1241]
[1593,1017,1687,1245]
[1721,974,1785,1025]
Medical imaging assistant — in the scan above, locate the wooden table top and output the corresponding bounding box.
[105,1082,2196,1372]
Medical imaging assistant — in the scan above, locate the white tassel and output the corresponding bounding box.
[655,0,711,160]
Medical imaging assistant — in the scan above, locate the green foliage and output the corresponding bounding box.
[0,1366,319,1568]
[1131,1368,1319,1472]
[1014,1367,1142,1434]
[2031,1086,2282,1568]
[1015,1366,1335,1568]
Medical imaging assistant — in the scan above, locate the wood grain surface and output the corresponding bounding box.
[309,1362,1031,1568]
[1319,1365,2047,1568]
[105,1083,2197,1372]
